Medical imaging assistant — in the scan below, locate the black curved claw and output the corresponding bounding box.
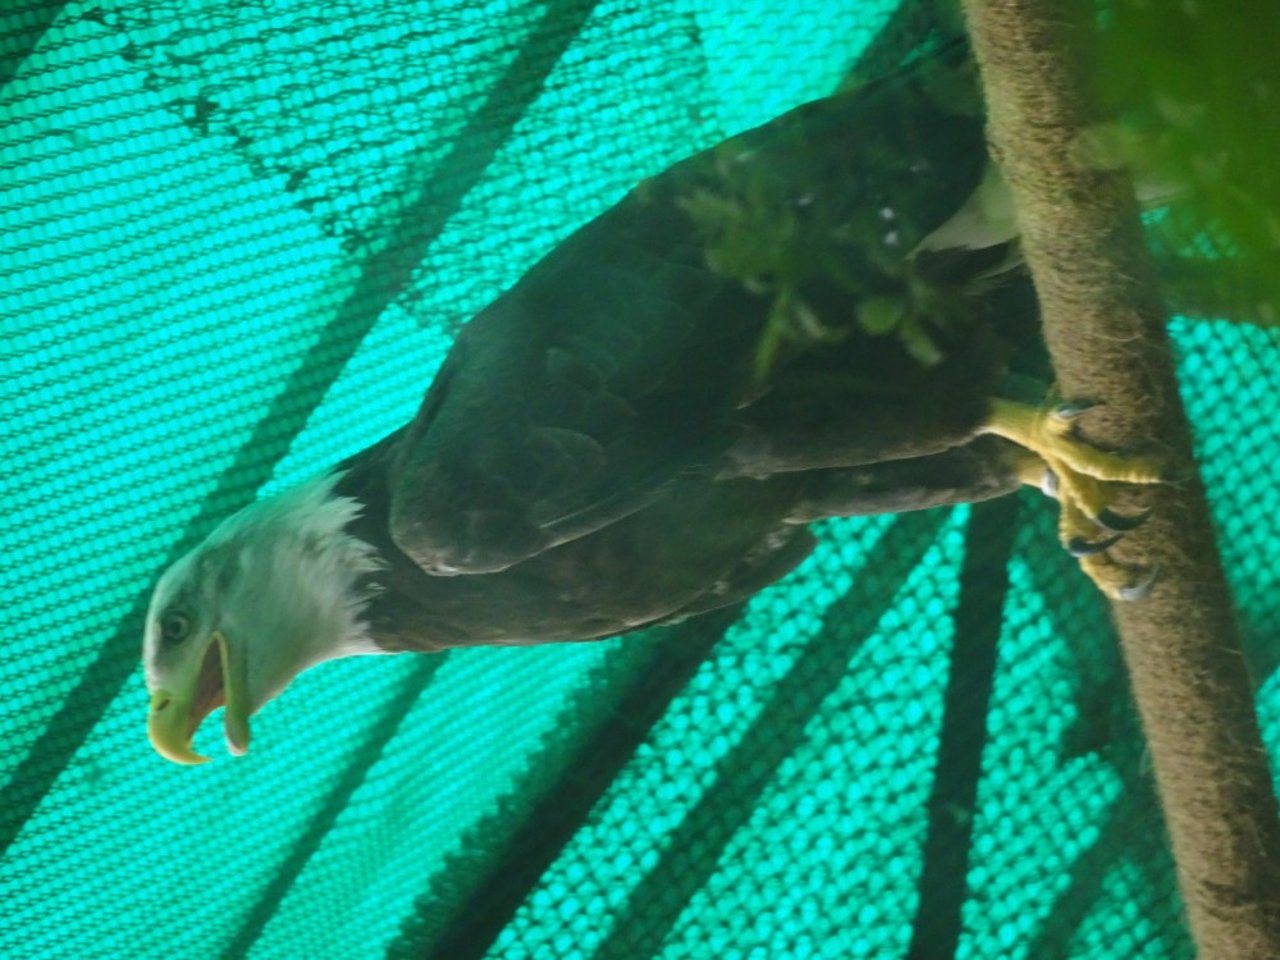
[1117,566,1160,601]
[1052,398,1104,421]
[1067,532,1123,557]
[1094,506,1152,534]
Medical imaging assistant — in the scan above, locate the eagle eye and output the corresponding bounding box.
[160,612,191,645]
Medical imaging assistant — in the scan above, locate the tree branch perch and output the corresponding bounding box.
[959,1,1280,955]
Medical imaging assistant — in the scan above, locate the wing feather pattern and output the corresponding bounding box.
[387,49,989,575]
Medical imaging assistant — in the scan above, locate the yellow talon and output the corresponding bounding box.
[981,397,1165,599]
[982,399,1165,485]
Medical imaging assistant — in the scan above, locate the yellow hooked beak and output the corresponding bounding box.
[147,631,252,765]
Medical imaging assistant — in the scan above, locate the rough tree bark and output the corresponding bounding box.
[959,0,1280,956]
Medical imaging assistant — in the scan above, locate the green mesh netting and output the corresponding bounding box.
[1,2,1277,959]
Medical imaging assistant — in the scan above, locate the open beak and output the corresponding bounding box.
[147,631,252,765]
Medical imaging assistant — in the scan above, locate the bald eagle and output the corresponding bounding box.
[144,52,1161,764]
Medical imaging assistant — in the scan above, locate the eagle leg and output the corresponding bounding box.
[980,397,1165,599]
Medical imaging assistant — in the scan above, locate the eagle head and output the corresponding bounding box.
[142,473,385,764]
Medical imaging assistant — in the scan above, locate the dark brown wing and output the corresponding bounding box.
[386,49,991,576]
[386,200,757,574]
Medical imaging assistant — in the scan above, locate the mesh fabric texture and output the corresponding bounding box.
[1,2,1276,959]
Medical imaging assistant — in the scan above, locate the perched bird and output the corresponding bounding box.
[144,49,1162,764]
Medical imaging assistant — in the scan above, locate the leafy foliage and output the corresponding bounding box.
[1097,0,1280,327]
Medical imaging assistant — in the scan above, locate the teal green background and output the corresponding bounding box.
[1,3,1276,958]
